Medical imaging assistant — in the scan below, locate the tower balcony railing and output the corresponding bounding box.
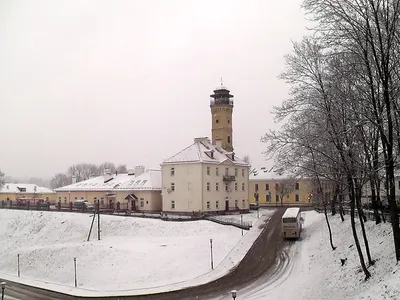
[210,99,234,106]
[223,175,236,182]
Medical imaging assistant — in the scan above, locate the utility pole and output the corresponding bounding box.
[97,200,101,240]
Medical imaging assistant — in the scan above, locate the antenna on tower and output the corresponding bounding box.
[220,77,223,86]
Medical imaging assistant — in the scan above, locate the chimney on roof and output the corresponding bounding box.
[194,137,210,144]
[134,166,145,177]
[72,175,77,184]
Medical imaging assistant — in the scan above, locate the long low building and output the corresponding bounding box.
[249,169,314,207]
[54,166,162,212]
[0,183,56,203]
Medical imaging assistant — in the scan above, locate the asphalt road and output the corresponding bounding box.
[1,207,288,300]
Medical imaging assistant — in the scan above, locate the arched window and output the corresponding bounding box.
[228,136,231,143]
[216,119,219,124]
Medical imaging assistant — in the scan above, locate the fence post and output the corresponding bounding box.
[17,254,20,277]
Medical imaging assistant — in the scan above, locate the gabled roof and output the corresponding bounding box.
[54,170,161,192]
[0,183,55,194]
[249,168,312,181]
[161,137,249,166]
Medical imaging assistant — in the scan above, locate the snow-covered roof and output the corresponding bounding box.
[282,207,300,219]
[162,137,249,166]
[0,183,55,194]
[54,170,161,192]
[249,168,288,181]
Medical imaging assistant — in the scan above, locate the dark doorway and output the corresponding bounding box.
[225,200,229,211]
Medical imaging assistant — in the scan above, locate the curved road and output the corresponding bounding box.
[1,208,290,300]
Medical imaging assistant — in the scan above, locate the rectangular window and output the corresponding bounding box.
[216,201,219,209]
[58,197,61,201]
[188,182,192,190]
[207,167,210,175]
[140,200,144,207]
[295,182,299,190]
[216,183,219,191]
[81,197,84,199]
[146,201,149,204]
[171,167,175,176]
[242,169,245,177]
[171,201,175,209]
[235,200,238,208]
[207,201,210,209]
[235,182,238,191]
[242,183,245,191]
[265,183,269,190]
[225,184,229,192]
[255,183,259,191]
[276,195,279,202]
[216,168,219,176]
[207,182,210,191]
[242,199,245,207]
[295,194,299,202]
[266,194,271,202]
[171,183,175,191]
[225,168,229,175]
[235,168,238,176]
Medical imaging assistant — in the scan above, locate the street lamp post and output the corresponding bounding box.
[231,289,237,299]
[17,253,20,277]
[1,282,6,300]
[210,239,214,270]
[241,215,243,236]
[73,257,77,287]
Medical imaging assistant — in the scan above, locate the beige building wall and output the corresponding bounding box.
[56,191,113,205]
[162,163,203,212]
[116,190,162,211]
[201,163,249,212]
[162,162,249,213]
[0,192,56,203]
[249,178,314,207]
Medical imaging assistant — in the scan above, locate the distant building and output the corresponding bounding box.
[161,137,250,214]
[0,183,56,202]
[249,170,314,207]
[54,166,162,212]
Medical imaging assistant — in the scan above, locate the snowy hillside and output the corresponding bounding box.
[0,209,273,296]
[224,211,400,300]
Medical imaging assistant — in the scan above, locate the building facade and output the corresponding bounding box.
[161,137,250,214]
[55,166,162,212]
[249,170,314,207]
[0,183,56,203]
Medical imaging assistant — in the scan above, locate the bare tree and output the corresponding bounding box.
[50,173,72,189]
[275,177,297,206]
[116,164,127,174]
[98,162,116,174]
[0,169,5,188]
[68,163,98,182]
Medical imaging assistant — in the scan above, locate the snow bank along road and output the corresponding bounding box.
[0,208,290,300]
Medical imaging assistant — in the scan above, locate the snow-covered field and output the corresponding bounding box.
[225,210,400,300]
[0,209,274,296]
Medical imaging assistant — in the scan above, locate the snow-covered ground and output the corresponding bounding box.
[0,209,274,297]
[219,211,400,300]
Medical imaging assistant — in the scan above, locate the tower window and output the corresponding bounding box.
[228,119,230,124]
[216,119,219,124]
[228,136,231,144]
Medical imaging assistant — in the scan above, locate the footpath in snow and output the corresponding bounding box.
[0,209,274,297]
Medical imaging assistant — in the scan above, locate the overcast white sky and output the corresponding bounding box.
[0,0,309,179]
